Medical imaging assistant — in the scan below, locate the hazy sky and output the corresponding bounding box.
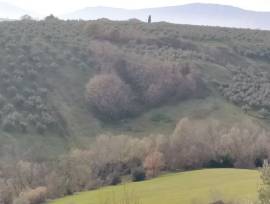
[4,0,270,15]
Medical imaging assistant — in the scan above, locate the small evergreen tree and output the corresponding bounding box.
[148,15,152,24]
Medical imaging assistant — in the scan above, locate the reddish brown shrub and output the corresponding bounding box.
[144,151,165,178]
[19,187,47,204]
[86,73,137,120]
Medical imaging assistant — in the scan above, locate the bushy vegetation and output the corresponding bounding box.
[85,56,205,120]
[86,73,136,120]
[219,66,270,115]
[1,118,269,204]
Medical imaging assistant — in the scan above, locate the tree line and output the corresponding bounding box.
[1,118,270,204]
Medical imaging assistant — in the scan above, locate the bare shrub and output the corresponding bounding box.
[86,74,136,120]
[169,118,224,170]
[169,117,270,170]
[143,151,165,178]
[18,187,47,204]
[220,121,270,168]
[114,55,205,107]
[46,150,93,197]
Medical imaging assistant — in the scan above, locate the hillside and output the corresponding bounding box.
[64,3,270,30]
[3,14,270,204]
[2,18,270,159]
[50,169,260,204]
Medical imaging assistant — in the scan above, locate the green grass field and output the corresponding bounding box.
[50,169,260,204]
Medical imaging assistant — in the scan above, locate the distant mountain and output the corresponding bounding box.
[0,1,33,19]
[0,18,11,21]
[63,3,270,30]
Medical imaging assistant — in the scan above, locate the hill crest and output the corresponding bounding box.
[64,3,270,30]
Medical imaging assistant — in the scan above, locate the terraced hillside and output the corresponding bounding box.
[1,17,270,158]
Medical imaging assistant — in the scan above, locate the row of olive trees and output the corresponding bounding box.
[0,20,62,134]
[0,17,105,135]
[219,67,270,116]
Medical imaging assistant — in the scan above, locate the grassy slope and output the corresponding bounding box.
[50,169,260,204]
[105,96,246,136]
[0,95,251,160]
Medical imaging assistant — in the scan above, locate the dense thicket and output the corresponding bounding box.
[1,118,269,204]
[86,56,205,120]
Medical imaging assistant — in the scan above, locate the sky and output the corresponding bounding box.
[3,0,270,16]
